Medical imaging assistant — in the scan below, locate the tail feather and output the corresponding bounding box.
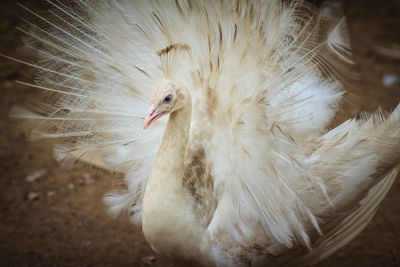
[306,104,400,213]
[290,163,399,266]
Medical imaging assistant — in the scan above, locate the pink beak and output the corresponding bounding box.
[143,105,165,129]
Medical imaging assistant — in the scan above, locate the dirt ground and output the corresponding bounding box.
[0,0,399,266]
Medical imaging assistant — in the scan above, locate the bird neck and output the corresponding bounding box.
[161,96,192,159]
[144,94,192,201]
[153,94,192,185]
[142,93,214,262]
[146,91,192,193]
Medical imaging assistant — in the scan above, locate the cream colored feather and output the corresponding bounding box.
[7,0,400,265]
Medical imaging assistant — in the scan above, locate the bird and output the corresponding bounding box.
[6,0,400,265]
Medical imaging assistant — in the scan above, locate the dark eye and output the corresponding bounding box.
[164,95,173,103]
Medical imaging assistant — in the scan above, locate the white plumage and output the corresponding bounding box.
[7,0,400,265]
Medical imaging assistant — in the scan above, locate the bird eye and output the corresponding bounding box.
[164,95,173,103]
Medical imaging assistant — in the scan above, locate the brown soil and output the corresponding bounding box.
[0,1,399,266]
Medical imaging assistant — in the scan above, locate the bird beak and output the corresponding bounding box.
[143,105,165,129]
[143,105,156,129]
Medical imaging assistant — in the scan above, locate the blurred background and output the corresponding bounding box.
[0,0,399,266]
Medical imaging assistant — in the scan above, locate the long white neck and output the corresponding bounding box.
[142,95,215,265]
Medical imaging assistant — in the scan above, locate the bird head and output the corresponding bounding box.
[143,79,187,129]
